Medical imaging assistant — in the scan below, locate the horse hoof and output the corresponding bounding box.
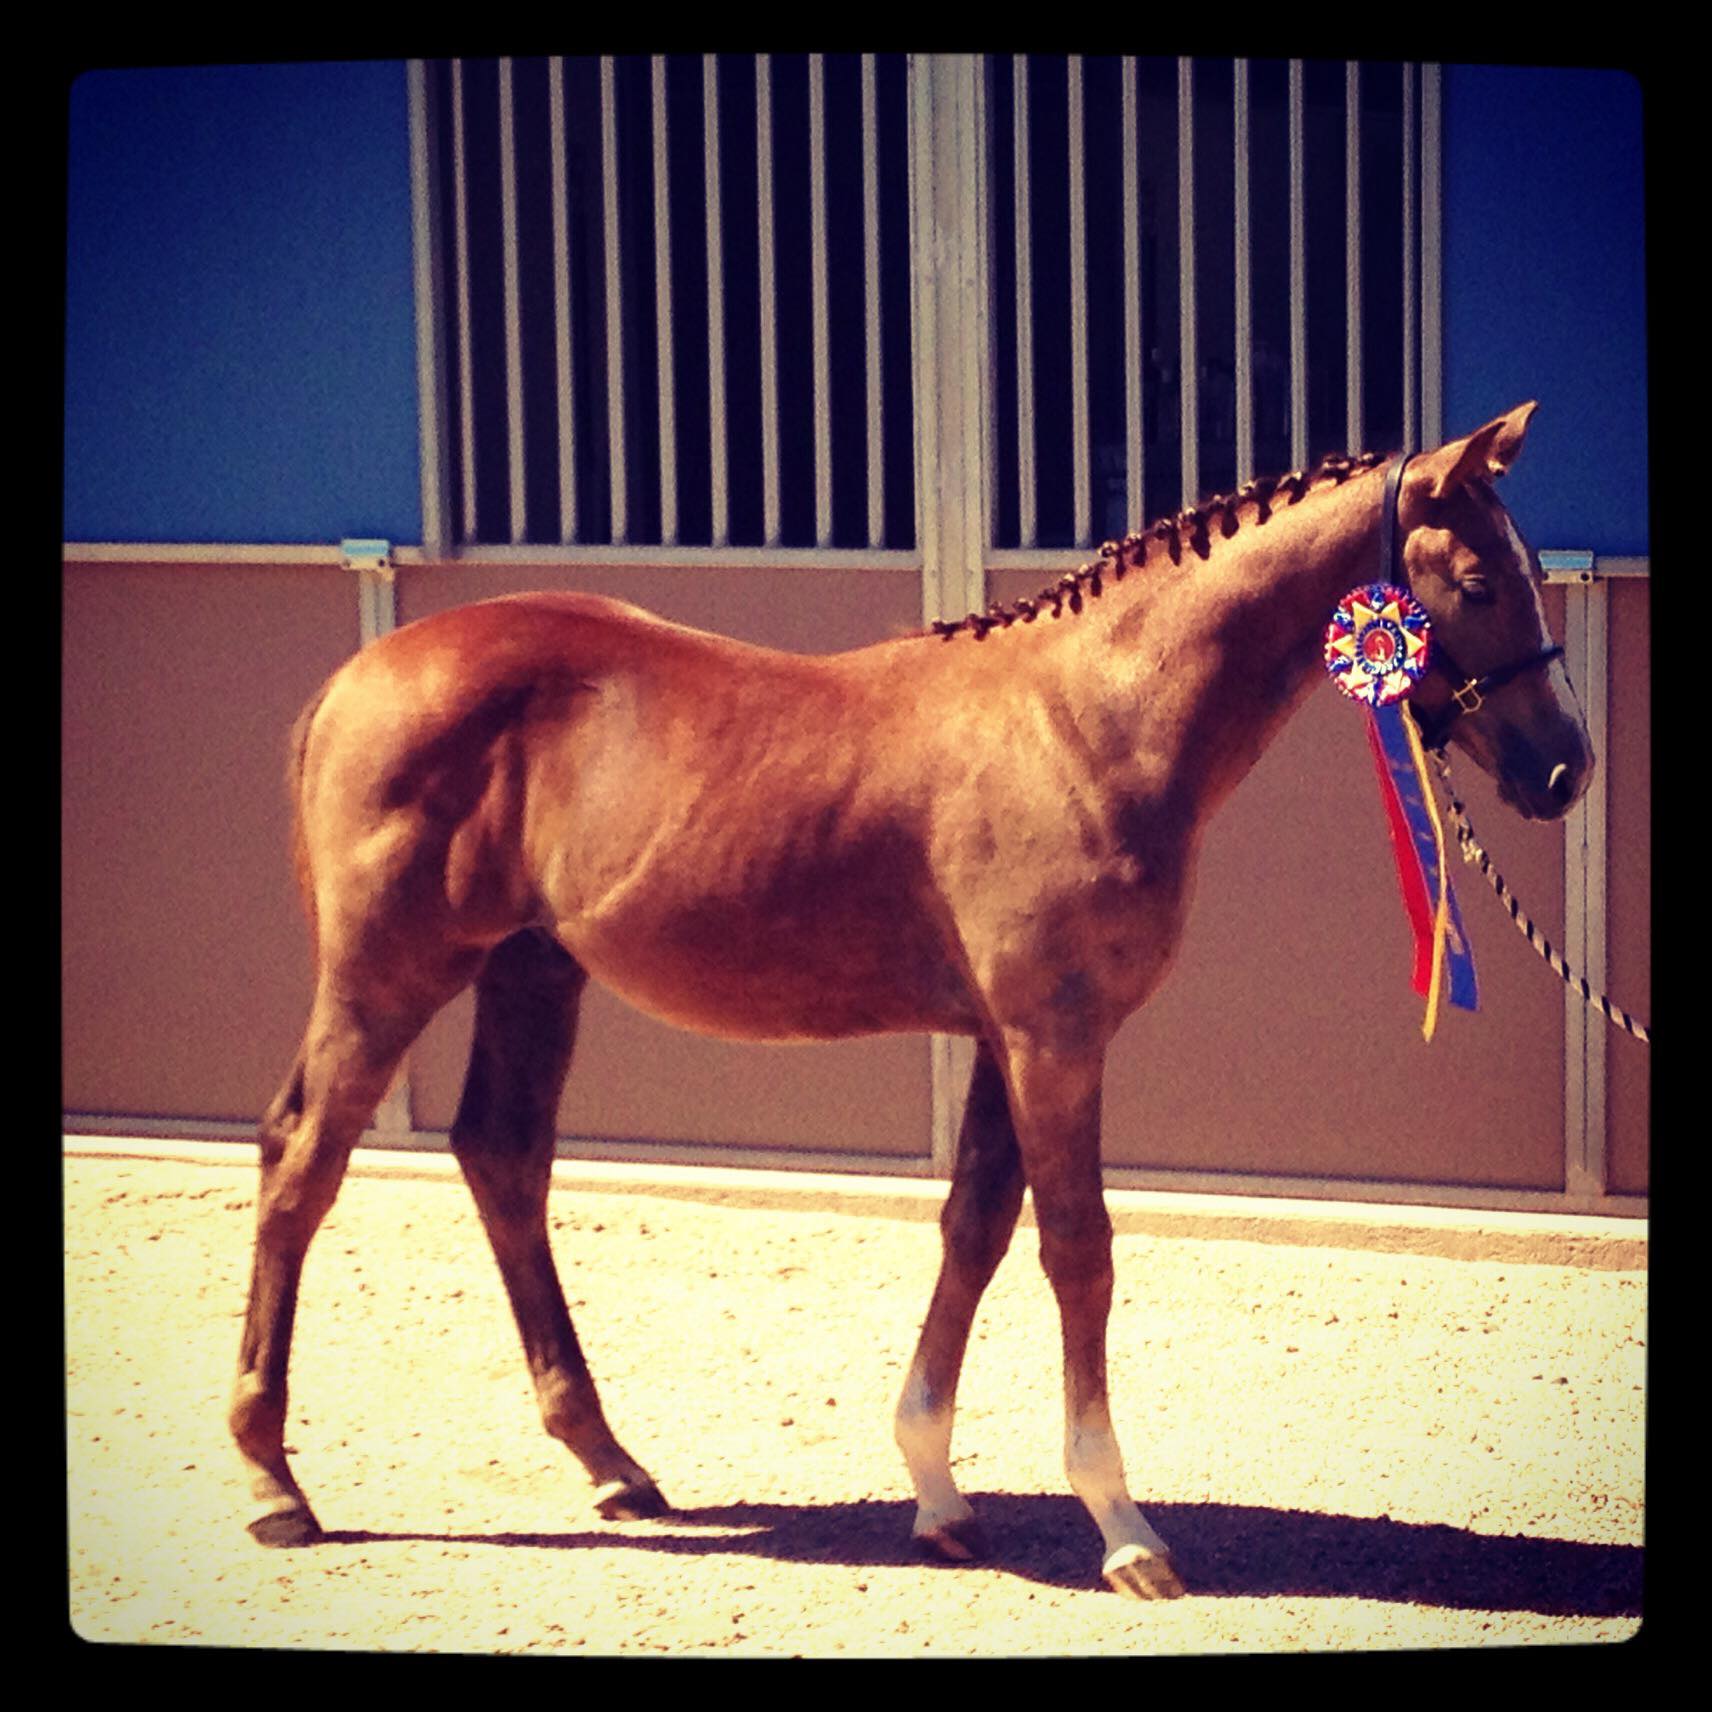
[593,1477,669,1521]
[914,1516,991,1564]
[247,1499,325,1548]
[1102,1543,1186,1601]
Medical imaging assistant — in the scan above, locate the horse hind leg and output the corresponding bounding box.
[449,929,664,1521]
[894,1039,1025,1562]
[231,959,472,1545]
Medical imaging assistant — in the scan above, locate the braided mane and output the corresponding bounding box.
[929,448,1389,641]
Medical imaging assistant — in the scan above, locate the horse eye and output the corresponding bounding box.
[1459,577,1496,606]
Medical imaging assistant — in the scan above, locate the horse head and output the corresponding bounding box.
[1398,402,1594,821]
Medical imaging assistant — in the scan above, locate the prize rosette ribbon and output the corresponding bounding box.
[1325,583,1478,1040]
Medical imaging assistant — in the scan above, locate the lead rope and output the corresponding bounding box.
[1426,746,1651,1045]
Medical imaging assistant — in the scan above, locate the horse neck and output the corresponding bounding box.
[1043,464,1390,805]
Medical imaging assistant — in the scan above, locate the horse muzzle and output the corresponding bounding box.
[1495,726,1594,822]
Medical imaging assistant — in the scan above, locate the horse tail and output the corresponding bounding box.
[285,680,331,964]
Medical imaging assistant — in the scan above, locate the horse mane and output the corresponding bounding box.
[928,448,1390,641]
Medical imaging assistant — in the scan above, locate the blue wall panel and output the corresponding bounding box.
[65,60,1649,558]
[65,62,421,545]
[1442,65,1647,555]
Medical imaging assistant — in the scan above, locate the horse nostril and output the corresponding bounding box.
[1548,762,1573,801]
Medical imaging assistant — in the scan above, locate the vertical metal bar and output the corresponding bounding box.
[756,53,782,546]
[1345,60,1363,453]
[1401,62,1418,452]
[1288,58,1307,470]
[1177,56,1198,509]
[450,59,478,543]
[384,68,434,1137]
[406,61,452,559]
[1121,56,1143,528]
[1420,63,1444,448]
[1012,55,1036,547]
[862,54,885,549]
[978,55,1000,556]
[1068,55,1091,546]
[704,56,729,547]
[810,54,834,548]
[343,530,408,1136]
[548,57,579,543]
[1563,578,1611,1199]
[601,56,628,544]
[498,58,527,544]
[1233,57,1254,486]
[908,56,930,570]
[1581,579,1611,1198]
[652,55,678,545]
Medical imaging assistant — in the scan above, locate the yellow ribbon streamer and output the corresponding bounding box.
[1402,709,1451,1041]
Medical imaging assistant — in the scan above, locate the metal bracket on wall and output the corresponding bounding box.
[342,537,398,650]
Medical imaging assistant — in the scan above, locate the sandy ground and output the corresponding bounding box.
[64,1149,1645,1658]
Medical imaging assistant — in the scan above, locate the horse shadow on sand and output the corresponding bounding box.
[325,1495,1641,1618]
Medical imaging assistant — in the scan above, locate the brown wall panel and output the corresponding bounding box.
[63,553,1644,1201]
[397,562,935,1159]
[63,563,358,1123]
[1604,582,1650,1194]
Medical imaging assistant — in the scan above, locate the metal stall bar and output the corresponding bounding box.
[1177,56,1198,509]
[862,54,886,549]
[1345,60,1363,454]
[810,54,834,548]
[498,58,528,544]
[1121,56,1144,531]
[1288,59,1308,471]
[757,54,783,547]
[548,57,580,543]
[600,57,629,544]
[407,61,452,558]
[1402,62,1418,452]
[1233,57,1254,486]
[1419,63,1444,449]
[1013,55,1036,547]
[450,59,478,543]
[1068,55,1091,546]
[653,56,679,545]
[704,56,730,547]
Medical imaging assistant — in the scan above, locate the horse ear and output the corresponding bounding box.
[1419,401,1539,499]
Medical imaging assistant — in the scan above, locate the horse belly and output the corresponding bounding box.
[557,881,976,1044]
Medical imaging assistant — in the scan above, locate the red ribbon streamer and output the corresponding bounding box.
[1363,711,1437,997]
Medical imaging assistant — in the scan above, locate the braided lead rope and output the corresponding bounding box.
[1427,748,1651,1045]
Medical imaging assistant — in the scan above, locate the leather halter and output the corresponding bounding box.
[1379,452,1565,751]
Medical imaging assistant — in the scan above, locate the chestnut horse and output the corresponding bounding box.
[231,403,1590,1599]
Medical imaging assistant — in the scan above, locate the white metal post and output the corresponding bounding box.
[909,53,991,1168]
[1551,558,1611,1199]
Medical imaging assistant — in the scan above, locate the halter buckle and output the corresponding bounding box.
[1451,679,1485,716]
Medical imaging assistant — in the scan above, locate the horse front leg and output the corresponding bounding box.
[894,1038,1025,1560]
[1002,1032,1186,1600]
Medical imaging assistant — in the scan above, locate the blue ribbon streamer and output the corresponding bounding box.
[1373,703,1479,1013]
